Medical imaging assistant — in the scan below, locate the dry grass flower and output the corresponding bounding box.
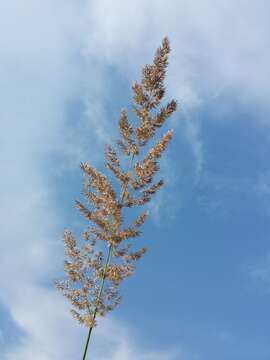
[55,37,177,359]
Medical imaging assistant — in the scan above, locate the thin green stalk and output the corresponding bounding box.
[82,244,113,360]
[82,152,135,360]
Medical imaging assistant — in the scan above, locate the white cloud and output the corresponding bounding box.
[248,254,270,293]
[2,0,270,358]
[84,0,270,172]
[0,1,184,359]
[3,286,182,360]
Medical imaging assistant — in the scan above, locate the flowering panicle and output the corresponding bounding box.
[55,37,177,337]
[132,37,177,146]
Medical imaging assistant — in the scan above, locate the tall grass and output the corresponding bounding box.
[55,37,177,359]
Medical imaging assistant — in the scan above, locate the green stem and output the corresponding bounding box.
[82,151,136,360]
[82,245,113,360]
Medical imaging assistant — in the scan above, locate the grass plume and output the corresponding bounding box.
[55,37,177,359]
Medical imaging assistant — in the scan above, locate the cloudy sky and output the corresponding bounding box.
[1,1,270,359]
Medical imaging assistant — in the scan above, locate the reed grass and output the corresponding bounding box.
[55,37,177,359]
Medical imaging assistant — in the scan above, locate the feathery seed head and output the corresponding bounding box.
[55,37,177,328]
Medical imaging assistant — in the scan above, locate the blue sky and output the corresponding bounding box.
[1,1,270,359]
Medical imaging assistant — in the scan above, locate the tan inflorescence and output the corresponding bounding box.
[55,37,177,328]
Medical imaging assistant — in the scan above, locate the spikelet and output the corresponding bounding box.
[117,110,139,156]
[133,37,176,146]
[55,37,177,333]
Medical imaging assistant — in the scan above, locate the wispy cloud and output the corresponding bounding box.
[0,1,184,359]
[248,254,270,293]
[2,0,270,358]
[84,0,270,172]
[3,289,183,360]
